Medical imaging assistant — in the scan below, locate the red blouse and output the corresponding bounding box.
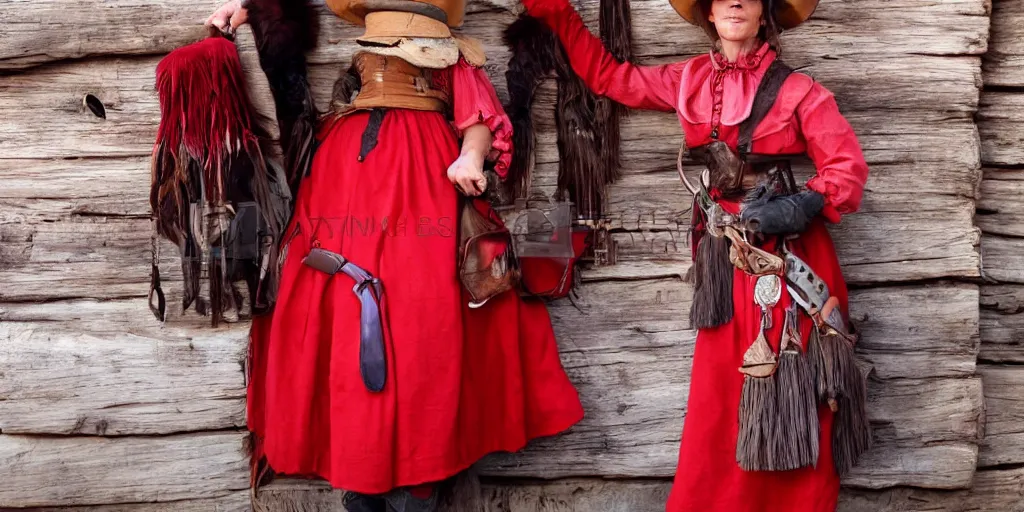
[525,0,869,222]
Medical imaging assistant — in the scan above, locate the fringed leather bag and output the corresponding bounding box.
[150,35,291,326]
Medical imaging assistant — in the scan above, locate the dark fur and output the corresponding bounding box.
[502,14,559,201]
[246,0,320,196]
[688,231,734,329]
[595,0,633,182]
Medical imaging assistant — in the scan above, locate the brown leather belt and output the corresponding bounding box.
[688,142,797,198]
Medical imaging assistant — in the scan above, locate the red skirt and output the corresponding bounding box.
[666,211,845,512]
[247,109,584,494]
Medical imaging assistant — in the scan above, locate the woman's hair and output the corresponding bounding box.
[690,0,783,50]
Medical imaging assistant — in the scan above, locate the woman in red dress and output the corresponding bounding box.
[207,1,585,510]
[522,0,870,510]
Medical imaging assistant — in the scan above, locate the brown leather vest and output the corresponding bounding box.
[351,52,450,112]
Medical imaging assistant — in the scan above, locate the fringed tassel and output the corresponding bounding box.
[737,330,778,471]
[689,232,734,329]
[502,14,559,201]
[595,0,632,183]
[771,309,820,471]
[552,46,605,219]
[809,327,872,476]
[737,373,778,471]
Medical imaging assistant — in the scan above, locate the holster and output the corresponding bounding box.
[302,247,388,393]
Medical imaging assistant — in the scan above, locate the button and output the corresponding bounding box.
[711,127,719,139]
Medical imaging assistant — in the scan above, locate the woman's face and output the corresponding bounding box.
[707,0,764,43]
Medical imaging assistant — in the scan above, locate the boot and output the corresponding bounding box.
[343,491,387,512]
[383,487,439,512]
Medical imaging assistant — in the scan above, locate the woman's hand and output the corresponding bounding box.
[205,0,248,36]
[447,152,488,196]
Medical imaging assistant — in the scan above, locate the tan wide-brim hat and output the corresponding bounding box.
[326,0,466,28]
[670,0,820,30]
[355,11,452,45]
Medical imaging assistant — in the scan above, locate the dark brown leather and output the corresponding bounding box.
[457,198,520,306]
[690,142,796,198]
[351,53,450,112]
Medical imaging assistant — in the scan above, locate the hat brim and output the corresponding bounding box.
[325,0,464,27]
[669,0,819,30]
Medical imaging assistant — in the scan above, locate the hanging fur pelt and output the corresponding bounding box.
[502,8,633,220]
[150,35,291,326]
[246,0,320,197]
[502,14,559,202]
[595,0,633,183]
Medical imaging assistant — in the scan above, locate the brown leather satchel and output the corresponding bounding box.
[456,194,520,308]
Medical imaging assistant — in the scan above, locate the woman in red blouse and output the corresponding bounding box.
[522,0,870,510]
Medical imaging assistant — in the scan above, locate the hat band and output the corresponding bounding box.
[362,0,448,24]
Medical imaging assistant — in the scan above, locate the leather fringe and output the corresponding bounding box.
[689,232,734,329]
[246,0,320,197]
[595,0,633,184]
[151,36,290,326]
[502,12,626,218]
[502,14,559,201]
[773,348,820,470]
[737,373,778,471]
[810,328,872,476]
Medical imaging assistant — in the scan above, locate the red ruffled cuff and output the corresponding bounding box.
[455,109,512,179]
[452,59,513,179]
[805,177,842,224]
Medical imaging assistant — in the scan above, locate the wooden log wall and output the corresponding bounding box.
[0,0,1000,510]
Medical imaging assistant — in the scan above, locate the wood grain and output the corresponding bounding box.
[22,493,251,512]
[980,284,1024,363]
[0,432,249,507]
[983,0,1024,86]
[259,467,1024,512]
[0,321,247,436]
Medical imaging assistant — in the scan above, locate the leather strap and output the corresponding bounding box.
[737,59,794,157]
[359,109,387,162]
[303,247,388,393]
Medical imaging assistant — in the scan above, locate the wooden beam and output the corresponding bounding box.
[0,321,247,436]
[258,467,1024,512]
[0,432,249,507]
[0,0,989,71]
[978,365,1024,467]
[979,92,1024,167]
[982,0,1024,86]
[980,284,1024,363]
[24,493,251,512]
[981,234,1024,284]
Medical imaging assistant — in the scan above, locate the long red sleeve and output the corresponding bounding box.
[524,0,682,112]
[798,83,869,222]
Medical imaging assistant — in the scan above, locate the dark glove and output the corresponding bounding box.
[740,190,825,235]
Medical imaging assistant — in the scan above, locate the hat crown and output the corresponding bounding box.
[668,0,819,30]
[326,0,466,28]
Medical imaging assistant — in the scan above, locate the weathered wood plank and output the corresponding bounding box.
[980,284,1024,363]
[977,168,1024,238]
[23,493,251,512]
[0,0,989,71]
[0,215,981,380]
[978,365,1024,468]
[0,158,149,223]
[0,181,980,301]
[979,92,1024,167]
[260,467,1024,512]
[0,321,247,436]
[983,0,1024,86]
[981,234,1024,284]
[0,432,249,507]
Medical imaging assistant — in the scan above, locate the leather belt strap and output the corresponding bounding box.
[737,59,794,157]
[303,247,388,392]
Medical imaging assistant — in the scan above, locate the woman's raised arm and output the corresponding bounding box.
[523,0,682,112]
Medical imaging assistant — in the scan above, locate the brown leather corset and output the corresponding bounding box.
[351,52,451,112]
